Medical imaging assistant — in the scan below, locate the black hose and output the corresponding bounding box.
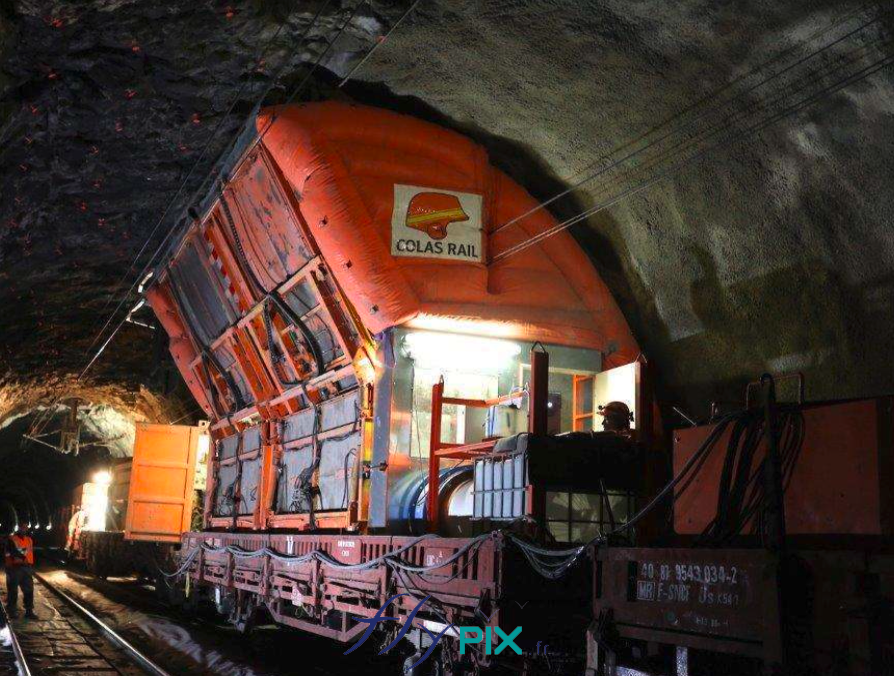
[167,280,246,414]
[217,184,269,298]
[698,407,805,545]
[268,293,325,378]
[231,434,244,532]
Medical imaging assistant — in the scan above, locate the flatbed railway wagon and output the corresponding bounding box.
[585,384,894,676]
[145,101,656,673]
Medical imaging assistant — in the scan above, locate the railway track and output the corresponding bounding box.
[1,572,173,676]
[1,601,30,676]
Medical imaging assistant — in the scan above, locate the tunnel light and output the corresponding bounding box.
[92,470,112,485]
[82,480,110,532]
[404,330,521,373]
[46,522,53,531]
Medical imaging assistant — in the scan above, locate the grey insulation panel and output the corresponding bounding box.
[213,462,239,517]
[242,425,262,452]
[213,343,255,406]
[239,456,262,515]
[218,424,262,460]
[277,446,313,513]
[318,435,359,511]
[281,390,360,444]
[275,431,361,514]
[212,458,262,517]
[169,240,236,346]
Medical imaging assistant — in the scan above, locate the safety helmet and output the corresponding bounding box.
[405,192,469,240]
[598,401,633,432]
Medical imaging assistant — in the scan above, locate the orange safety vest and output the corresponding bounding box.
[5,534,34,567]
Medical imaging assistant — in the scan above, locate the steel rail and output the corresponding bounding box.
[33,573,173,676]
[0,603,33,676]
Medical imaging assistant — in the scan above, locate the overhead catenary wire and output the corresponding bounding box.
[502,98,894,269]
[23,0,352,447]
[125,0,358,302]
[490,31,894,264]
[41,0,406,449]
[23,5,305,447]
[336,0,422,87]
[73,0,374,394]
[141,0,341,285]
[16,10,258,444]
[496,68,894,265]
[84,7,301,355]
[73,0,344,423]
[488,7,893,264]
[494,33,894,263]
[169,405,205,425]
[488,2,884,242]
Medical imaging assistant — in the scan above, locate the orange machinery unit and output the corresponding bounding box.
[65,422,210,576]
[673,395,894,541]
[145,101,644,536]
[125,421,210,543]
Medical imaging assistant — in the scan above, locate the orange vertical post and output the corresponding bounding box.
[259,420,277,530]
[427,379,445,533]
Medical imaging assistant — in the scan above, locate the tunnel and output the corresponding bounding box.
[0,2,893,675]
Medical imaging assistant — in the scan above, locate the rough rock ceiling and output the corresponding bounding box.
[1,0,893,425]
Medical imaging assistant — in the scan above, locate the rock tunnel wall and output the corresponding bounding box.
[1,0,892,421]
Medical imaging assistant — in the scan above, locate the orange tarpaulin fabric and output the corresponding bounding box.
[257,102,638,363]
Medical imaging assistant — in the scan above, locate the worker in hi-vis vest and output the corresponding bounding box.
[5,525,36,619]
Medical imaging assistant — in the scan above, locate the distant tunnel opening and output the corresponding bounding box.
[0,386,190,537]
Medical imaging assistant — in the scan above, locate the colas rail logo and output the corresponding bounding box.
[390,185,484,262]
[344,593,522,669]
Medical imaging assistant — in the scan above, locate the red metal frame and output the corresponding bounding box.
[426,349,551,533]
[183,532,501,641]
[528,349,549,435]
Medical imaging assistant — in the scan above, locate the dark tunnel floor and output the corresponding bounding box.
[1,574,147,675]
[19,561,406,676]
